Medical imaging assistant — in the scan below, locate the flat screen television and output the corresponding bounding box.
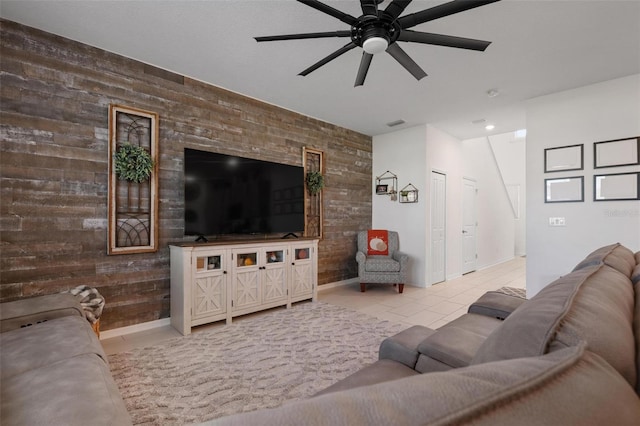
[184,148,305,239]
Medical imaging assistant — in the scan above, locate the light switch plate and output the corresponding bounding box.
[549,217,566,226]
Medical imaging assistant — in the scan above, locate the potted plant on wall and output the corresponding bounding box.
[305,171,324,195]
[113,142,155,213]
[114,142,154,183]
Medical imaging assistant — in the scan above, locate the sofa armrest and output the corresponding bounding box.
[1,294,85,333]
[468,291,526,320]
[392,250,408,265]
[379,325,435,369]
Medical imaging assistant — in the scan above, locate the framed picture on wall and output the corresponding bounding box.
[544,144,584,173]
[594,137,640,168]
[545,176,584,203]
[376,184,388,194]
[594,172,640,201]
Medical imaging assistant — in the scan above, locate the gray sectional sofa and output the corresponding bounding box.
[2,243,639,425]
[0,293,131,426]
[208,243,640,425]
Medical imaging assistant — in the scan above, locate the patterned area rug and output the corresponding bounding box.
[108,302,406,425]
[495,286,527,299]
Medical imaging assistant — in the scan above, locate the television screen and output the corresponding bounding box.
[184,148,305,237]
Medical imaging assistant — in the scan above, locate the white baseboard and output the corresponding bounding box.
[100,277,376,339]
[100,317,171,340]
[318,277,358,292]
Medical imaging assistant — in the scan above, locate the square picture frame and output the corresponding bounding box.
[376,184,388,195]
[593,172,640,201]
[544,144,584,173]
[545,176,584,203]
[594,137,640,168]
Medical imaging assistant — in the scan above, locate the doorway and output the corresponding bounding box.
[430,171,446,284]
[462,178,477,274]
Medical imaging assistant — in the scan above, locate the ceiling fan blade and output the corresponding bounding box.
[299,41,357,76]
[398,0,501,29]
[386,43,427,80]
[255,31,351,42]
[384,0,413,20]
[360,0,379,17]
[397,30,491,51]
[354,52,374,87]
[297,0,358,26]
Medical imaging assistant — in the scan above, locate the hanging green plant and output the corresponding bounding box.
[306,171,325,195]
[114,143,154,183]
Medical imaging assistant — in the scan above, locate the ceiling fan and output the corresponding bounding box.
[255,0,501,87]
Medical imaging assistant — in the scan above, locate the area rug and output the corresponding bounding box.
[108,302,406,425]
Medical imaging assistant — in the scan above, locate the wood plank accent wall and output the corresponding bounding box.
[0,19,372,330]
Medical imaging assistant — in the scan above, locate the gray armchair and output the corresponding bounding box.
[355,230,408,293]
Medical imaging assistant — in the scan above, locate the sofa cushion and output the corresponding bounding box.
[364,257,400,272]
[572,242,636,277]
[635,278,640,395]
[416,314,502,370]
[1,354,132,426]
[467,290,526,320]
[314,359,419,397]
[0,293,84,332]
[204,344,640,426]
[0,315,107,380]
[632,263,640,286]
[473,263,637,389]
[378,325,435,369]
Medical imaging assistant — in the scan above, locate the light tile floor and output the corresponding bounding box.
[101,257,525,355]
[320,256,525,329]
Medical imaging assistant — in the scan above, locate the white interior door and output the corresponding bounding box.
[430,172,446,284]
[462,178,477,274]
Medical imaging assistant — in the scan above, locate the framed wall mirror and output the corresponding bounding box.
[545,176,584,203]
[544,144,583,173]
[594,172,640,201]
[594,137,640,168]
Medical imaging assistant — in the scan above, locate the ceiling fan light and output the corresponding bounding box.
[363,37,389,55]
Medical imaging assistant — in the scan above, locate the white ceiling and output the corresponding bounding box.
[2,0,639,140]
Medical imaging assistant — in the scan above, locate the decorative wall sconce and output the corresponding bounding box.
[399,183,419,203]
[375,171,398,201]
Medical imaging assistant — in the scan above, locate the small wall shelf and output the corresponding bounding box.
[399,183,419,203]
[376,171,398,201]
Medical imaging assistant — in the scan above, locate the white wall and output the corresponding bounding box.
[487,132,527,256]
[373,125,428,286]
[462,136,517,268]
[372,124,518,287]
[526,74,640,297]
[425,125,465,281]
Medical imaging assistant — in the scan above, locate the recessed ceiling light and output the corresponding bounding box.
[471,118,486,124]
[487,89,500,98]
[485,124,495,131]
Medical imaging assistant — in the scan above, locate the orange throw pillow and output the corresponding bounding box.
[367,230,389,256]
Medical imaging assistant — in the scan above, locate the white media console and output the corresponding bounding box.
[170,238,319,335]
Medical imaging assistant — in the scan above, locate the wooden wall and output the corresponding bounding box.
[0,19,372,330]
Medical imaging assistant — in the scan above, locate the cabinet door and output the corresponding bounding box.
[192,253,226,321]
[233,250,261,310]
[193,275,226,320]
[262,248,287,303]
[291,246,314,298]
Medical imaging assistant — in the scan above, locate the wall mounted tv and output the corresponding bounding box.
[184,148,305,239]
